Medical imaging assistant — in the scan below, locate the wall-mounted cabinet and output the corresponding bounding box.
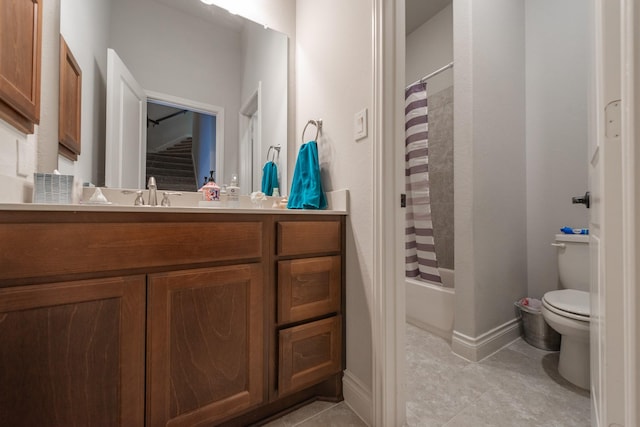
[0,210,345,426]
[0,0,42,134]
[58,35,82,160]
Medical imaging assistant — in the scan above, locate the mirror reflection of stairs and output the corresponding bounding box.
[146,138,197,191]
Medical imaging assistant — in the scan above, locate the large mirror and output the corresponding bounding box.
[60,0,288,194]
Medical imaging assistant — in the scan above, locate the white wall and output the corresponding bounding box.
[454,0,528,339]
[207,0,297,193]
[406,3,452,95]
[296,0,374,401]
[525,0,589,299]
[146,112,193,152]
[0,0,60,202]
[241,23,288,194]
[58,0,111,185]
[110,0,241,184]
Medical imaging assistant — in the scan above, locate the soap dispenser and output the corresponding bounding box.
[200,170,220,201]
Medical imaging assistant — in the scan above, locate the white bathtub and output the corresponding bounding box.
[405,268,455,341]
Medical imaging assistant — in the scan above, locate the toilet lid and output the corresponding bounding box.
[543,289,590,318]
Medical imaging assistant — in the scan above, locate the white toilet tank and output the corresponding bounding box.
[555,234,590,291]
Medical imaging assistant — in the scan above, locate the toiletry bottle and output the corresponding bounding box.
[271,187,281,208]
[200,170,220,201]
[227,173,240,207]
[219,184,228,206]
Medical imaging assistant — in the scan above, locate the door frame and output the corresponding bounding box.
[371,0,639,426]
[618,0,638,423]
[591,0,638,425]
[239,82,262,194]
[371,0,407,426]
[146,90,225,188]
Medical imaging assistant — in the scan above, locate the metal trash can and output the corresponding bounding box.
[515,299,561,351]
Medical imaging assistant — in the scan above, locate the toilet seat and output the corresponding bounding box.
[542,289,590,322]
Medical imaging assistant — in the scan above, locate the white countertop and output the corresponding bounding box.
[0,189,349,215]
[0,203,346,215]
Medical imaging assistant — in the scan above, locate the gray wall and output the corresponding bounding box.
[525,0,589,299]
[428,87,454,271]
[454,0,528,338]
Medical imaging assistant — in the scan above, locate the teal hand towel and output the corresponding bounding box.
[261,161,279,196]
[288,141,327,209]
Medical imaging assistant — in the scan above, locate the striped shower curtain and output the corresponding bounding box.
[405,82,442,284]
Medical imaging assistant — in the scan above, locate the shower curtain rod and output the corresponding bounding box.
[406,61,454,89]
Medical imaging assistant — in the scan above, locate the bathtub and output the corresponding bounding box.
[405,268,455,341]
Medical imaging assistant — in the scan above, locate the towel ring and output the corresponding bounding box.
[302,119,323,143]
[267,145,281,162]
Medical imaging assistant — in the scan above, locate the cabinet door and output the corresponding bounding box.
[0,276,146,426]
[147,264,265,427]
[279,316,342,396]
[0,0,42,133]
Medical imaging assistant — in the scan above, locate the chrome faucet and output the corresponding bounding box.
[147,176,158,206]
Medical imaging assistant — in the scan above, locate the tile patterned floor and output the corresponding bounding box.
[263,400,366,426]
[404,323,590,427]
[265,323,590,426]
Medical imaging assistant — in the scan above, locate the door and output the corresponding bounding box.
[106,48,147,189]
[146,264,265,426]
[239,83,262,194]
[0,276,146,426]
[590,0,638,425]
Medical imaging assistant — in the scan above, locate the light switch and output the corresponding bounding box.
[354,108,368,141]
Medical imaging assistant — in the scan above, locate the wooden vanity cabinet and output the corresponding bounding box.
[0,210,345,427]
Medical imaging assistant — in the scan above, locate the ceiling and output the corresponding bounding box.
[405,0,452,35]
[149,0,245,31]
[150,0,448,38]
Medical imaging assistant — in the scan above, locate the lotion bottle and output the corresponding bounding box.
[227,173,240,207]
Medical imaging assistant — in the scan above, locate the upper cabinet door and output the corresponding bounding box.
[105,48,147,189]
[0,0,42,133]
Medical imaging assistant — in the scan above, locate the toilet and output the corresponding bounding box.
[541,234,590,390]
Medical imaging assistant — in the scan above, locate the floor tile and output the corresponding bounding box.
[262,401,340,427]
[296,402,367,427]
[267,323,590,427]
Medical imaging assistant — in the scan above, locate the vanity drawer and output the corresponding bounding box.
[0,218,264,282]
[278,315,342,396]
[276,221,341,256]
[278,256,341,323]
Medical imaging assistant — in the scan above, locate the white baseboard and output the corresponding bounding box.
[343,370,372,426]
[451,317,522,362]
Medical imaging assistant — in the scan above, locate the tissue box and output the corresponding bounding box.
[33,173,74,204]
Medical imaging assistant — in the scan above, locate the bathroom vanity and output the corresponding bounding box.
[0,207,345,426]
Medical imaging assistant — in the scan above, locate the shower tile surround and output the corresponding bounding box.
[427,86,454,272]
[266,323,590,426]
